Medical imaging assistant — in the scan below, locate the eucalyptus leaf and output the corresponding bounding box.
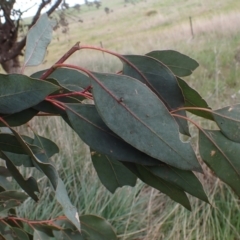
[24,13,52,67]
[177,77,213,120]
[213,104,240,142]
[146,50,199,77]
[147,164,208,202]
[92,153,137,193]
[0,150,39,201]
[11,128,80,230]
[31,68,90,91]
[199,129,240,196]
[125,163,191,210]
[91,73,201,171]
[0,74,59,114]
[0,108,39,127]
[80,215,117,240]
[122,54,189,135]
[66,103,160,166]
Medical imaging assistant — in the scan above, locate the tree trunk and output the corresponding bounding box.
[1,57,21,74]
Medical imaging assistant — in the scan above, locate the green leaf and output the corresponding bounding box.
[0,151,39,201]
[0,166,12,190]
[199,129,240,196]
[125,163,191,210]
[0,133,42,155]
[24,13,52,67]
[3,152,33,167]
[0,190,28,202]
[213,104,240,142]
[80,215,117,240]
[53,229,82,239]
[91,152,137,193]
[146,50,199,77]
[0,74,59,114]
[0,223,30,240]
[177,77,213,120]
[31,68,90,91]
[55,178,80,231]
[0,108,39,127]
[10,129,80,231]
[33,230,54,240]
[122,55,189,136]
[10,129,58,190]
[91,73,201,172]
[0,199,22,213]
[147,164,208,202]
[66,103,160,166]
[33,134,59,163]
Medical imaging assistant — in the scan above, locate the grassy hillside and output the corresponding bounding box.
[16,0,240,239]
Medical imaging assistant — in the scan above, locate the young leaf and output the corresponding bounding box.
[31,68,90,91]
[66,103,160,166]
[80,215,117,240]
[122,55,189,135]
[213,104,240,143]
[199,129,240,197]
[177,77,213,120]
[147,164,208,202]
[0,74,59,114]
[0,109,39,127]
[91,73,201,172]
[146,50,199,77]
[0,150,39,201]
[24,13,52,67]
[91,152,137,193]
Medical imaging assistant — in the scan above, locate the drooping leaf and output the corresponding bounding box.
[122,55,189,135]
[91,152,137,193]
[34,100,66,115]
[80,215,117,240]
[10,129,58,190]
[31,68,90,91]
[0,74,59,114]
[66,103,160,166]
[55,178,80,231]
[213,104,240,143]
[10,128,80,231]
[0,108,39,127]
[146,50,199,77]
[177,77,213,120]
[199,129,240,196]
[0,151,39,201]
[53,229,82,240]
[147,164,208,202]
[124,163,191,210]
[33,134,59,163]
[24,13,52,67]
[91,73,201,171]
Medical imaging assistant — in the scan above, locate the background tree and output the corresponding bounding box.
[0,0,63,73]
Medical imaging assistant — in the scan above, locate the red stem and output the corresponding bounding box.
[40,42,81,80]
